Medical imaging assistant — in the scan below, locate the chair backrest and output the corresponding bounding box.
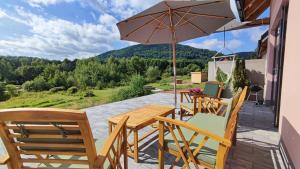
[203,81,224,98]
[224,86,248,142]
[214,86,248,168]
[0,108,106,169]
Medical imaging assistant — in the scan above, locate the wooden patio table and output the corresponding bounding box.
[108,104,175,163]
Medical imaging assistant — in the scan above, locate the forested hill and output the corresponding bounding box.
[97,44,218,59]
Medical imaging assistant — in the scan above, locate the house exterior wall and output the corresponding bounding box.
[278,0,300,167]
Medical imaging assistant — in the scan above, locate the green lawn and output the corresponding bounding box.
[0,76,206,110]
[149,75,205,91]
[0,87,125,110]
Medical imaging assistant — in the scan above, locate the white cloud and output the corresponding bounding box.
[231,27,267,42]
[27,0,75,7]
[0,7,120,60]
[99,13,118,25]
[185,38,242,51]
[0,9,7,18]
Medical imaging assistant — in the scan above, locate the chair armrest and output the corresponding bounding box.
[155,116,231,147]
[0,154,10,165]
[96,116,129,166]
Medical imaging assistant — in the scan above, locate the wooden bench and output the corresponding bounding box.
[0,108,129,169]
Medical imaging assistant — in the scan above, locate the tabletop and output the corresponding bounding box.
[108,104,175,129]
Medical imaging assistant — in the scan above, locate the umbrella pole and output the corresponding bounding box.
[172,40,177,109]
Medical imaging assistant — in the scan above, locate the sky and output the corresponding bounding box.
[0,0,269,60]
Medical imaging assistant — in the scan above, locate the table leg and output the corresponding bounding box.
[134,130,139,163]
[108,122,113,134]
[172,110,175,128]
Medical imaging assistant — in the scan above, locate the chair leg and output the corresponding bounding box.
[247,92,251,101]
[180,108,183,120]
[158,121,165,169]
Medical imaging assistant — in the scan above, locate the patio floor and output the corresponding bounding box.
[83,93,285,169]
[0,93,287,169]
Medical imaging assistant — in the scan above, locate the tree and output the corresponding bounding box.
[233,59,250,91]
[216,67,228,83]
[146,66,161,82]
[0,82,7,101]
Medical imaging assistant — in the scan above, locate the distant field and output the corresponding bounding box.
[0,87,125,110]
[0,76,205,109]
[149,75,204,91]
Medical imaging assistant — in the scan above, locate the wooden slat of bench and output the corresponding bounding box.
[14,143,85,148]
[22,158,89,164]
[23,167,88,169]
[6,125,80,131]
[9,133,83,139]
[19,150,86,156]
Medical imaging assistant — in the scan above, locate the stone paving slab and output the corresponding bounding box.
[0,93,286,169]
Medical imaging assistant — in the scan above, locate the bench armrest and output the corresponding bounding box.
[0,154,10,165]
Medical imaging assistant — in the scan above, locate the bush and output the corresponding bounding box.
[23,76,50,92]
[111,75,151,101]
[233,59,250,91]
[67,86,78,94]
[0,82,9,101]
[216,67,228,83]
[49,86,65,93]
[6,84,19,97]
[84,91,95,97]
[146,66,161,82]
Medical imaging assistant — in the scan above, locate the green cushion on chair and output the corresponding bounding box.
[164,113,226,166]
[203,83,219,97]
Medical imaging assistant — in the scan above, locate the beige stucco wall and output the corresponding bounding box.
[208,59,265,88]
[278,0,300,167]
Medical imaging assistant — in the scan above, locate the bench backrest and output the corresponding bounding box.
[0,108,97,169]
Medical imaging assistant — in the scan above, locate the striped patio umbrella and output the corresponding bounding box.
[117,0,235,108]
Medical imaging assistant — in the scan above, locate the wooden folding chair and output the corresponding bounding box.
[157,87,248,169]
[0,108,128,169]
[180,81,224,120]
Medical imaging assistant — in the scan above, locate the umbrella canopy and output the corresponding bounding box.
[117,0,235,108]
[117,0,235,44]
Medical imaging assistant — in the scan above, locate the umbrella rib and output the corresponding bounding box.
[125,12,167,38]
[174,10,234,19]
[150,14,169,28]
[174,12,209,35]
[177,15,197,27]
[174,7,193,27]
[145,13,168,43]
[119,0,223,23]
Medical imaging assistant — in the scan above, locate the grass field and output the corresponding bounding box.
[0,87,125,110]
[0,76,205,109]
[149,75,204,91]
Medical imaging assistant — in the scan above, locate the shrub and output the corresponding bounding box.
[67,86,78,94]
[111,75,151,102]
[49,86,65,93]
[0,82,9,101]
[233,59,250,91]
[23,76,50,92]
[146,66,161,82]
[216,67,228,83]
[84,91,95,97]
[6,84,19,97]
